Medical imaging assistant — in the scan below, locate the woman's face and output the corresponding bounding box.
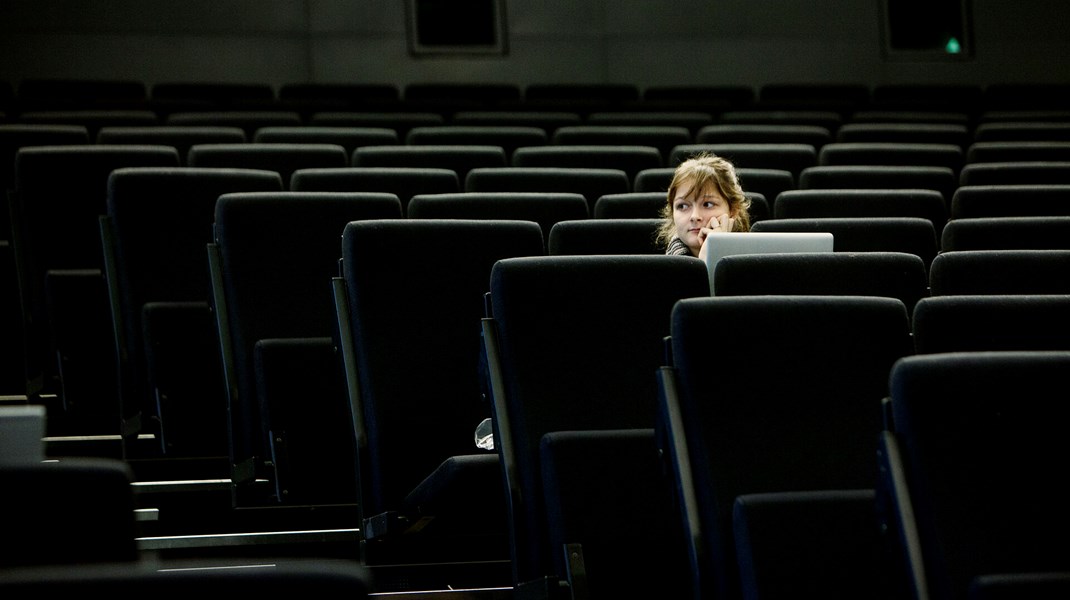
[673,180,732,255]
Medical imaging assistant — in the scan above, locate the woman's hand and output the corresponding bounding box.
[697,215,736,262]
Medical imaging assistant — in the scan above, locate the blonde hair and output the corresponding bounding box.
[656,152,751,250]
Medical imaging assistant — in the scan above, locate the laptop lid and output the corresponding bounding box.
[705,231,834,294]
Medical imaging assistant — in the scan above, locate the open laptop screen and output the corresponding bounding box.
[705,231,834,294]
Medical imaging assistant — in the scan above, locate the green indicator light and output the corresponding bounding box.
[945,37,962,54]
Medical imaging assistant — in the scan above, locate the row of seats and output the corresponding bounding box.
[4,113,1070,152]
[4,79,1069,116]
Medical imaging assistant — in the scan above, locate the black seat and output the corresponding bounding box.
[352,144,508,182]
[100,166,283,462]
[547,218,662,255]
[482,255,709,598]
[658,295,912,600]
[406,125,548,158]
[252,126,399,157]
[164,110,302,138]
[207,191,402,508]
[695,124,832,148]
[941,216,1070,251]
[464,167,630,215]
[96,125,247,165]
[711,251,930,315]
[911,294,1070,354]
[773,189,949,239]
[752,217,939,271]
[958,161,1070,186]
[332,219,543,576]
[877,351,1070,600]
[511,144,664,182]
[670,143,818,179]
[928,250,1070,295]
[950,184,1070,219]
[798,165,958,211]
[186,142,348,189]
[9,145,180,436]
[550,125,691,163]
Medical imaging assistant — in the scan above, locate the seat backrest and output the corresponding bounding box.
[164,110,301,137]
[210,191,403,491]
[186,142,348,188]
[450,110,582,134]
[511,145,664,183]
[717,110,844,133]
[406,191,588,246]
[711,251,930,315]
[965,141,1070,164]
[0,458,138,567]
[835,123,971,147]
[880,351,1070,600]
[338,219,544,516]
[308,111,444,140]
[972,121,1070,142]
[950,184,1070,219]
[483,254,710,583]
[912,294,1070,354]
[586,110,715,136]
[464,167,630,214]
[103,167,283,443]
[547,218,662,255]
[550,125,691,163]
[774,188,949,238]
[670,143,818,180]
[352,144,508,182]
[941,216,1070,251]
[11,145,180,401]
[958,161,1070,186]
[752,217,939,271]
[661,295,912,600]
[928,250,1070,295]
[695,124,832,148]
[798,165,958,209]
[818,142,964,175]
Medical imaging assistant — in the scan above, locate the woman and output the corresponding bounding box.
[656,152,751,261]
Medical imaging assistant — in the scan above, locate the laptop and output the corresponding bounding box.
[704,231,834,295]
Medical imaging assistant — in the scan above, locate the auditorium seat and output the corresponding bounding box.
[773,189,949,239]
[252,125,399,157]
[100,166,283,462]
[15,78,148,111]
[818,142,965,175]
[928,250,1070,295]
[407,192,588,246]
[671,143,818,179]
[846,110,971,126]
[695,124,833,149]
[950,184,1070,219]
[332,219,542,574]
[756,83,870,113]
[911,294,1070,354]
[0,124,91,238]
[523,83,641,112]
[186,142,348,188]
[291,167,459,214]
[550,125,692,163]
[965,141,1070,164]
[149,82,276,112]
[718,110,844,134]
[877,351,1070,600]
[640,85,755,113]
[511,144,663,182]
[592,191,669,219]
[482,254,708,598]
[547,218,662,255]
[658,295,912,600]
[869,84,984,115]
[352,145,508,182]
[798,165,958,211]
[940,216,1070,251]
[464,167,630,214]
[958,161,1070,186]
[835,123,971,148]
[710,252,930,314]
[207,191,401,507]
[10,144,180,436]
[752,217,939,270]
[972,121,1070,142]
